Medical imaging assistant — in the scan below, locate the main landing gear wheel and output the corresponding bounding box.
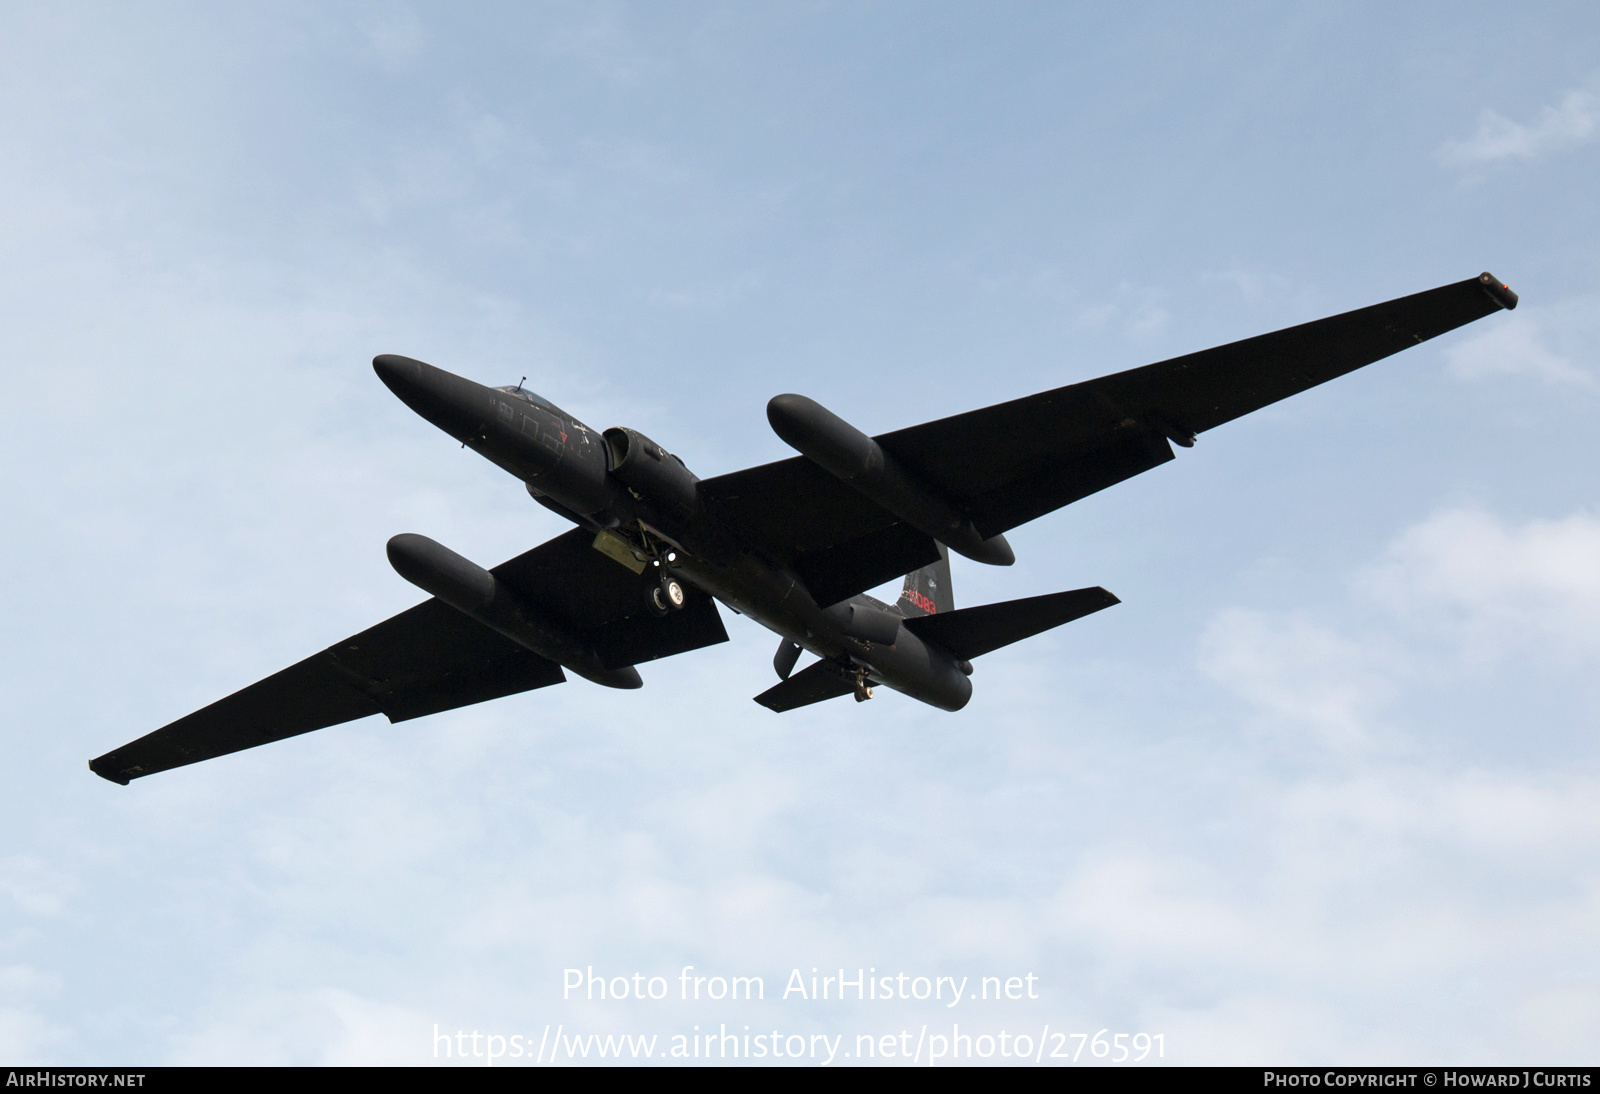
[662,576,686,609]
[648,574,686,616]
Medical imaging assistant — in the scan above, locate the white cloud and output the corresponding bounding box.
[1202,506,1600,750]
[1198,610,1395,750]
[1053,767,1600,1061]
[1445,313,1596,389]
[1150,996,1363,1066]
[1055,854,1251,958]
[1173,507,1600,1060]
[0,966,66,1060]
[0,1007,67,1061]
[1362,507,1600,658]
[0,965,61,1000]
[543,15,649,85]
[1512,987,1600,1061]
[170,988,434,1065]
[0,856,77,918]
[1278,769,1600,866]
[1439,76,1600,166]
[1065,280,1170,342]
[1199,267,1289,304]
[362,8,426,69]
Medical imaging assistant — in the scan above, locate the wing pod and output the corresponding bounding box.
[767,394,1014,566]
[387,534,641,689]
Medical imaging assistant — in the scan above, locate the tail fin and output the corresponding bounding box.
[897,543,954,617]
[901,586,1118,660]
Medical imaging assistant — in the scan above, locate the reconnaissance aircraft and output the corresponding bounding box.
[90,273,1518,784]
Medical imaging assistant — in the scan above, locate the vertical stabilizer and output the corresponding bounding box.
[897,543,953,617]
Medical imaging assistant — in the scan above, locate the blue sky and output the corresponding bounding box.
[3,2,1599,1065]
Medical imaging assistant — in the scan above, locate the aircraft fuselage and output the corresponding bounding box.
[373,354,973,710]
[90,273,1518,784]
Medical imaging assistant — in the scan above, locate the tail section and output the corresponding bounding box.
[900,586,1118,661]
[897,544,954,617]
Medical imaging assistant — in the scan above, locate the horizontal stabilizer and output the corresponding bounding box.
[901,586,1119,661]
[753,658,855,712]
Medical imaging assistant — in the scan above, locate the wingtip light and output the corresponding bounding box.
[1479,272,1518,311]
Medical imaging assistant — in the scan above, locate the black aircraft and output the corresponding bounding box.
[90,272,1519,784]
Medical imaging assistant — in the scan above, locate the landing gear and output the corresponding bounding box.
[646,555,686,616]
[661,575,686,608]
[852,667,874,703]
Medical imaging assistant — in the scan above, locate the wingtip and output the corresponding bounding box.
[88,758,130,786]
[1479,272,1518,311]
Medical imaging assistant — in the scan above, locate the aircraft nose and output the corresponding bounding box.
[372,354,493,443]
[373,353,424,395]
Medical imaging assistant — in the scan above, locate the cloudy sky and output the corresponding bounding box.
[3,2,1599,1066]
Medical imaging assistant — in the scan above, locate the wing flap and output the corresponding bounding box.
[589,593,729,670]
[962,429,1174,540]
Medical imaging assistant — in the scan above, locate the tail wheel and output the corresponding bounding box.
[852,667,874,702]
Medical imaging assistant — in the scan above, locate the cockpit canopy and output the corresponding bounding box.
[495,385,558,413]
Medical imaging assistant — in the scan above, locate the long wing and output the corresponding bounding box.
[91,529,727,784]
[881,272,1517,537]
[89,602,566,785]
[701,272,1516,597]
